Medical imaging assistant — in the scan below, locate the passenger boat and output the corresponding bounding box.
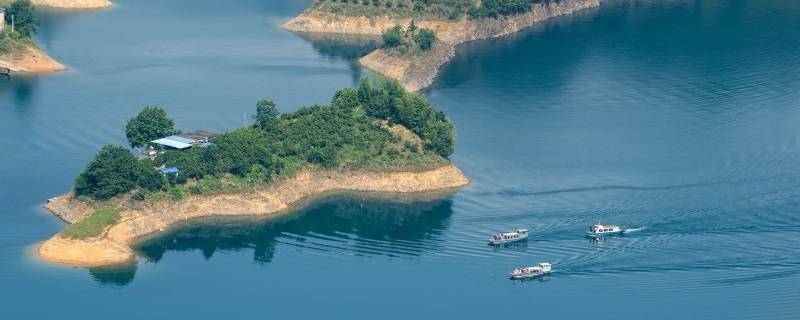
[488,229,529,245]
[586,224,624,237]
[509,262,552,279]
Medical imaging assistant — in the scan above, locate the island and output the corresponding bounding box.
[283,0,600,92]
[38,79,470,267]
[0,1,66,73]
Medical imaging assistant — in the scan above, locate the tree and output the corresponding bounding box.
[253,99,280,132]
[414,28,436,51]
[4,0,39,39]
[75,145,141,199]
[125,106,176,148]
[382,25,405,48]
[136,158,167,191]
[206,127,279,177]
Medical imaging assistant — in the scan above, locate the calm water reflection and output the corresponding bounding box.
[136,195,453,266]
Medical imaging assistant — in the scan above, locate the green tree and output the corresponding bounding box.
[75,145,141,199]
[382,25,405,48]
[206,127,279,177]
[136,158,167,191]
[253,99,280,132]
[414,28,436,50]
[125,106,176,148]
[4,0,39,39]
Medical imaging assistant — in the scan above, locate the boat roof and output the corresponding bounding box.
[592,224,620,228]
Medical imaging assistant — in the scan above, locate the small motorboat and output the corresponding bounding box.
[509,262,552,279]
[488,229,529,245]
[586,224,624,237]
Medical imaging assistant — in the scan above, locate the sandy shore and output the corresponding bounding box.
[0,45,66,73]
[284,0,600,91]
[31,0,111,9]
[38,164,470,267]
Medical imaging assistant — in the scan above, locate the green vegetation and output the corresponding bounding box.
[76,146,144,199]
[4,0,38,39]
[314,0,473,20]
[467,0,545,19]
[61,207,121,239]
[125,106,177,148]
[381,24,437,52]
[73,80,455,201]
[0,0,38,54]
[313,0,548,20]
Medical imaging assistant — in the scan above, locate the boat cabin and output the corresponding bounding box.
[492,229,528,240]
[589,224,620,233]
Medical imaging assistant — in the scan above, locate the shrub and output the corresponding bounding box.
[382,25,405,48]
[414,28,436,50]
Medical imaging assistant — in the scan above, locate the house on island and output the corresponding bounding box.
[143,130,219,159]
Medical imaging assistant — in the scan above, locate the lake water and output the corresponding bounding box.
[1,0,799,318]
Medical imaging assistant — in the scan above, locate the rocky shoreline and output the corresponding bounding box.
[0,45,66,73]
[283,0,601,91]
[38,164,469,267]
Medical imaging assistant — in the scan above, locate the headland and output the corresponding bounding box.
[283,0,600,91]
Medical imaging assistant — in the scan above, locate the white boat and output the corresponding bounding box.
[586,224,624,237]
[509,262,552,279]
[488,229,529,245]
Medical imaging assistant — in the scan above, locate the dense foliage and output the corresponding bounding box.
[74,145,158,199]
[3,0,39,39]
[381,24,437,52]
[357,79,454,157]
[125,106,177,148]
[314,0,547,19]
[74,82,454,201]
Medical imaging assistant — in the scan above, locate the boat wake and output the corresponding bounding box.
[623,227,645,233]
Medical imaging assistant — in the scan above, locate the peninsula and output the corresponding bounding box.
[283,0,600,92]
[38,80,470,267]
[1,1,66,73]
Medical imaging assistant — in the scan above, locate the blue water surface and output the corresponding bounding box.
[1,0,799,319]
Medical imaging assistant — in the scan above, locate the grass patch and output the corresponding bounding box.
[61,207,121,239]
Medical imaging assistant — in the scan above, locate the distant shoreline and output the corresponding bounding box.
[30,0,111,9]
[38,165,469,267]
[283,0,600,92]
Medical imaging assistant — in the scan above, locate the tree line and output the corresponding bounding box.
[74,80,455,200]
[314,0,551,20]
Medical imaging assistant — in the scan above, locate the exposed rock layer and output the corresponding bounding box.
[39,165,470,267]
[283,0,601,91]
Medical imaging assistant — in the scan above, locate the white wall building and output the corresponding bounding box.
[0,9,5,32]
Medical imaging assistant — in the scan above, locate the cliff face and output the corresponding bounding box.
[284,0,601,91]
[39,164,470,267]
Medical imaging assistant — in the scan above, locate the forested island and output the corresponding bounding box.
[284,0,601,91]
[0,0,65,73]
[39,80,470,267]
